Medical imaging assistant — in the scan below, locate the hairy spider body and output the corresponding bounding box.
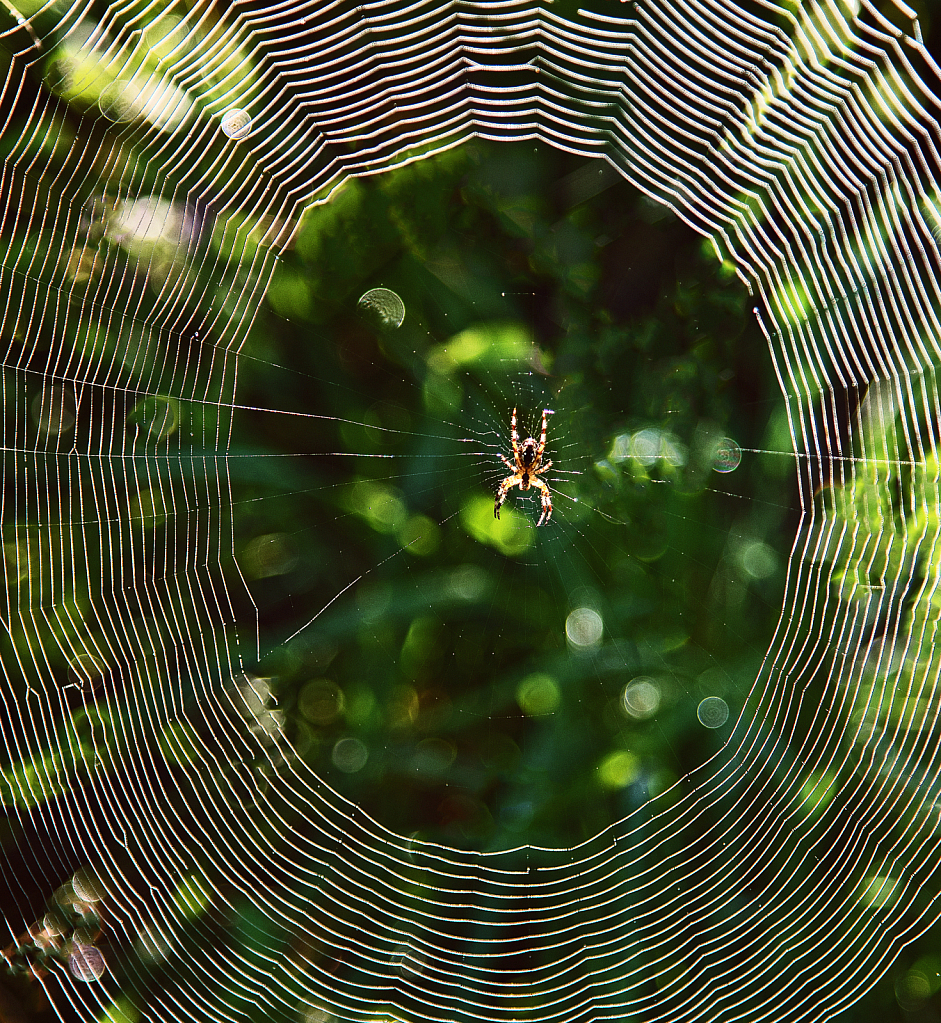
[494,407,553,525]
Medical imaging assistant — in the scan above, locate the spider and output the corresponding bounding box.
[494,407,553,525]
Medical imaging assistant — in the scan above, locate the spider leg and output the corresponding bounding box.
[500,454,516,471]
[536,408,549,458]
[532,476,552,526]
[495,475,521,519]
[510,407,520,459]
[535,459,553,474]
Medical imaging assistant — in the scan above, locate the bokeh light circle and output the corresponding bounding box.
[566,607,603,648]
[220,108,253,140]
[357,287,406,328]
[621,678,661,719]
[68,944,106,982]
[697,696,730,728]
[712,438,742,473]
[332,737,368,772]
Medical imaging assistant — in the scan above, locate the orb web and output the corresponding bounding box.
[0,0,938,1020]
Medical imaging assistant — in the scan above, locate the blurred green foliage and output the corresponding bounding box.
[218,140,792,854]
